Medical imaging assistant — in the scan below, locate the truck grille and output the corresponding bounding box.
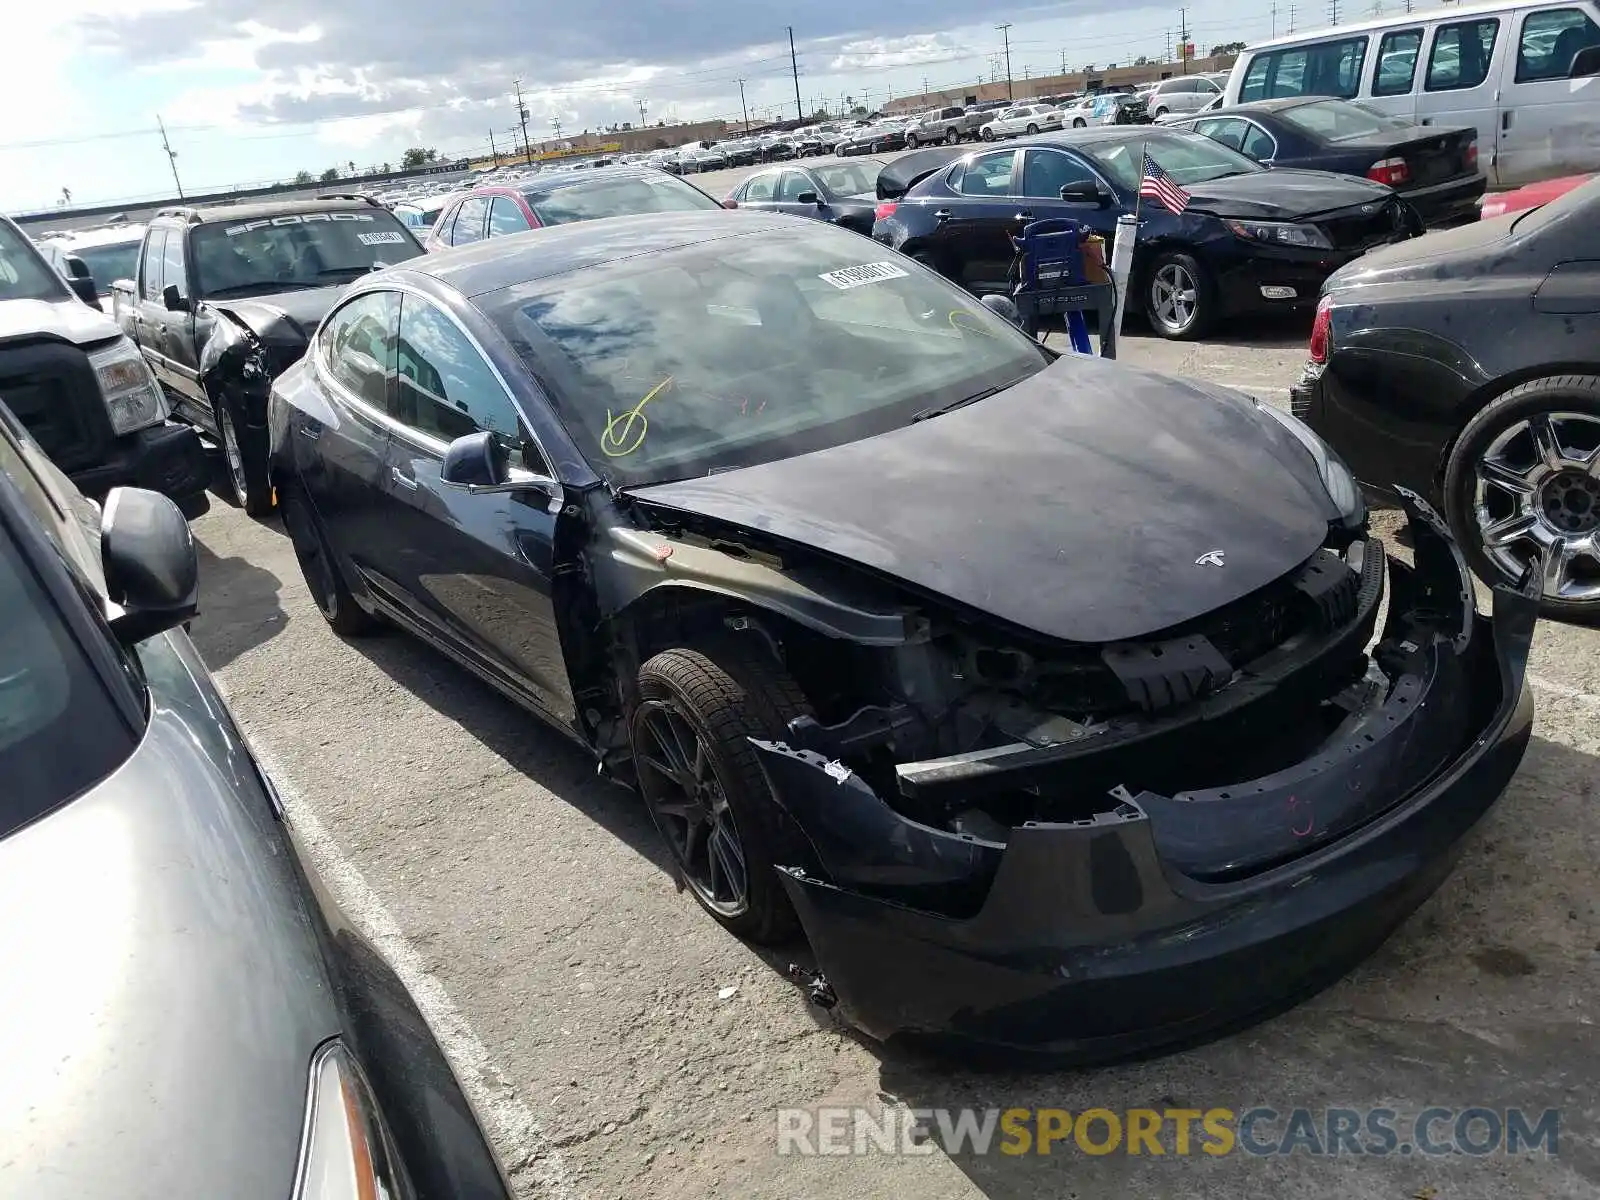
[0,340,110,473]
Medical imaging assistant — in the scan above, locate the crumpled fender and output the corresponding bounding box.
[198,308,275,429]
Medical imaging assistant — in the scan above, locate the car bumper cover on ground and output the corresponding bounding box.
[752,496,1537,1062]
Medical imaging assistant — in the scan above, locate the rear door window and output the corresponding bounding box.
[451,197,490,245]
[1374,28,1424,94]
[1426,18,1500,90]
[1515,7,1600,81]
[1241,122,1278,159]
[957,151,1016,196]
[1196,117,1249,150]
[487,196,531,237]
[1240,36,1369,99]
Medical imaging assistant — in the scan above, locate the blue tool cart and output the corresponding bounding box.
[1010,218,1117,358]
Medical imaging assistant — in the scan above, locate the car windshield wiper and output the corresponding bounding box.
[316,264,388,279]
[912,384,1008,422]
[202,280,322,298]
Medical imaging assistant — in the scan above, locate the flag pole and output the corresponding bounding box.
[1133,139,1146,221]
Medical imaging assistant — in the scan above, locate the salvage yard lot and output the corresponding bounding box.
[191,325,1600,1199]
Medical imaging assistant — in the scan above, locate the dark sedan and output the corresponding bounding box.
[1294,176,1600,621]
[0,406,510,1198]
[873,127,1420,339]
[723,159,885,233]
[1167,97,1485,226]
[836,123,904,156]
[270,211,1535,1062]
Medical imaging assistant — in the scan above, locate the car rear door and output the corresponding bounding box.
[1495,5,1600,185]
[381,291,575,723]
[1414,14,1507,179]
[734,172,780,212]
[157,229,204,407]
[938,149,1024,292]
[134,229,173,389]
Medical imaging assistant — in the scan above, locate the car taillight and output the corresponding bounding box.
[874,201,898,222]
[721,198,739,209]
[1465,138,1479,170]
[1309,296,1333,365]
[1367,156,1410,187]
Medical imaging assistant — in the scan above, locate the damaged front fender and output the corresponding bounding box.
[752,494,1539,1062]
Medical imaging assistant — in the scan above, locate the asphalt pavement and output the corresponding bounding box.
[187,203,1600,1199]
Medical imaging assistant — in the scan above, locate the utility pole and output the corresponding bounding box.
[1179,7,1190,72]
[996,23,1014,100]
[1165,28,1174,60]
[636,98,648,128]
[1271,1,1278,36]
[1288,3,1297,33]
[786,26,804,122]
[513,78,533,163]
[489,128,498,164]
[551,116,563,144]
[1329,0,1341,24]
[1060,48,1068,75]
[737,78,750,129]
[1368,0,1382,14]
[157,114,184,198]
[922,74,930,101]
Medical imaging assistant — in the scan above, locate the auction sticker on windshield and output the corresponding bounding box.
[358,231,407,245]
[819,262,910,290]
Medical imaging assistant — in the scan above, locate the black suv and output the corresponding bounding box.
[111,197,425,514]
[0,214,208,511]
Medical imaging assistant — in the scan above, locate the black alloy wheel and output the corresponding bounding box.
[632,644,811,943]
[279,482,378,635]
[1445,375,1600,622]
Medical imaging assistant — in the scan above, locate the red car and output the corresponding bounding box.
[1479,173,1592,219]
[424,166,721,250]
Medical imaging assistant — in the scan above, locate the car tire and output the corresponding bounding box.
[905,133,920,149]
[1143,250,1216,341]
[1072,118,1088,128]
[632,644,812,944]
[1026,123,1039,135]
[279,481,379,636]
[980,127,996,141]
[215,401,274,516]
[1154,107,1169,118]
[1442,375,1600,622]
[944,129,960,145]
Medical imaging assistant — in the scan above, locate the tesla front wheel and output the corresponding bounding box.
[1444,376,1600,622]
[633,644,812,943]
[279,482,378,635]
[1144,251,1215,340]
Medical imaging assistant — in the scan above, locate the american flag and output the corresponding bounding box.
[1139,151,1191,215]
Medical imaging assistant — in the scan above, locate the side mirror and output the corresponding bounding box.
[796,190,821,205]
[69,275,101,307]
[440,430,562,498]
[979,294,1024,327]
[1060,181,1110,207]
[162,283,188,313]
[1571,45,1600,77]
[100,487,199,646]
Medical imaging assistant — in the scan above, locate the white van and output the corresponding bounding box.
[1222,0,1600,185]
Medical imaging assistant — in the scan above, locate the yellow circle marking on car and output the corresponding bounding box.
[601,375,674,457]
[948,310,998,338]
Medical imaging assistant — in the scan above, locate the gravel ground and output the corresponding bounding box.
[187,241,1600,1199]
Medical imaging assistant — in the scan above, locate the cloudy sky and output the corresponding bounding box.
[4,0,1324,211]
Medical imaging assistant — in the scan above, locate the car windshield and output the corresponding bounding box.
[0,517,136,839]
[1279,99,1414,141]
[487,225,1049,486]
[1092,131,1263,188]
[74,240,143,289]
[0,222,69,302]
[524,174,721,226]
[190,209,423,296]
[811,161,879,195]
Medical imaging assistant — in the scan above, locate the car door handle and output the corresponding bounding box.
[1014,210,1035,222]
[933,209,952,221]
[297,422,321,440]
[1501,110,1514,131]
[390,466,418,491]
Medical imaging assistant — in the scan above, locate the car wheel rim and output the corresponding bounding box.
[634,700,749,918]
[945,130,958,145]
[1150,263,1199,333]
[1473,410,1600,603]
[219,408,249,505]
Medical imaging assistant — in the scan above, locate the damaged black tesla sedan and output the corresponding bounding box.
[269,211,1538,1061]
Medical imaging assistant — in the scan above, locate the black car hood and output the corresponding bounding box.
[1185,168,1394,220]
[0,635,338,1199]
[206,283,345,346]
[630,357,1337,645]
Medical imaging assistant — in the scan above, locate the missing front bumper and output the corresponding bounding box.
[752,494,1538,1062]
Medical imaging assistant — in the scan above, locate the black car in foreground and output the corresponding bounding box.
[723,159,885,233]
[0,406,510,1197]
[1167,97,1485,226]
[1295,176,1600,622]
[872,127,1419,339]
[270,212,1536,1062]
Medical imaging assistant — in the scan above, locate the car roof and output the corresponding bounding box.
[44,223,148,247]
[403,209,792,298]
[1033,126,1196,149]
[159,197,388,225]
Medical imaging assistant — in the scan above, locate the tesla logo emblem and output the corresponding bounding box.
[1195,550,1226,567]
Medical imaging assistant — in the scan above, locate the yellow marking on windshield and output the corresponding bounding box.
[600,375,674,457]
[948,310,998,338]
